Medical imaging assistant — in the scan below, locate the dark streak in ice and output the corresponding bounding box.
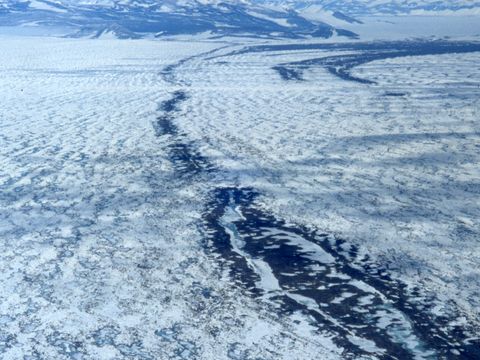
[154,91,214,177]
[203,187,480,360]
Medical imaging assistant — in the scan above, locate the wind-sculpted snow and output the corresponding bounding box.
[149,37,480,359]
[175,38,480,359]
[0,37,344,359]
[152,75,479,359]
[1,34,480,359]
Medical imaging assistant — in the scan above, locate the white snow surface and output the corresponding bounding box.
[0,37,343,359]
[176,41,480,325]
[0,33,479,358]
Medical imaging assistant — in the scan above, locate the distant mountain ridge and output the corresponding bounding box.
[254,0,480,16]
[0,0,359,39]
[1,0,479,39]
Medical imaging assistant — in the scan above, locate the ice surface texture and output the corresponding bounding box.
[0,38,341,359]
[0,35,479,359]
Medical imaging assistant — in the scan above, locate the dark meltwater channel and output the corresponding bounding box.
[203,188,480,360]
[259,41,480,84]
[154,90,213,177]
[154,45,480,359]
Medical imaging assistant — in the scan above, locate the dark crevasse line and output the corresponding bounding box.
[224,40,480,58]
[160,90,188,113]
[272,41,480,84]
[155,50,479,359]
[202,187,480,360]
[210,40,480,84]
[153,90,186,137]
[271,65,304,81]
[273,52,406,84]
[161,44,233,85]
[154,90,214,177]
[156,45,237,175]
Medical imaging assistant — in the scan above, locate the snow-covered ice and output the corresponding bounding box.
[0,34,479,359]
[178,41,480,322]
[0,37,342,359]
[177,38,480,356]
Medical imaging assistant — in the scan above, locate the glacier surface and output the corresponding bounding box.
[0,32,479,359]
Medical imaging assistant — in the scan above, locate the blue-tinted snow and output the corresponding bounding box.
[0,27,480,360]
[0,0,356,39]
[0,38,342,359]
